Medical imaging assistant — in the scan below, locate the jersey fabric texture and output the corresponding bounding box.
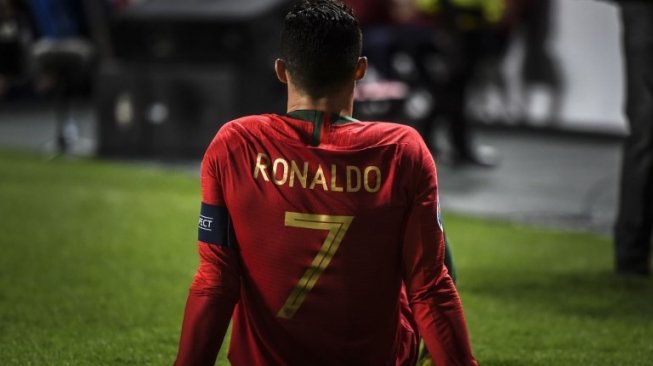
[175,111,477,366]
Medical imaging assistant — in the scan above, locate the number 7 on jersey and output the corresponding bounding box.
[278,212,354,319]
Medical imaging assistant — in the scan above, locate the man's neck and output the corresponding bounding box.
[286,83,355,117]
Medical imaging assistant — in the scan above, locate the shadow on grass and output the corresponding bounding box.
[465,270,653,323]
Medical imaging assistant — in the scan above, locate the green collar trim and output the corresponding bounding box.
[286,110,358,146]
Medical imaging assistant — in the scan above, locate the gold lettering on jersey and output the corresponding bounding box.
[273,158,289,185]
[330,165,344,192]
[290,161,308,188]
[310,166,328,191]
[254,153,270,181]
[346,165,361,192]
[364,166,382,193]
[253,152,382,193]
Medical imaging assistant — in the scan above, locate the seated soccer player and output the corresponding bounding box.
[174,1,478,365]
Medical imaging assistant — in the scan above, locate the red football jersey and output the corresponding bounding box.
[175,110,477,366]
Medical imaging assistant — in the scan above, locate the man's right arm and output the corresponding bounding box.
[174,242,240,366]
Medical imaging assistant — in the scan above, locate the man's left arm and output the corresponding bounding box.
[401,134,477,365]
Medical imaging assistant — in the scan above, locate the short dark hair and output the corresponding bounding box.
[280,0,362,97]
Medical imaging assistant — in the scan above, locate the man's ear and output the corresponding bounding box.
[275,59,288,84]
[354,57,368,81]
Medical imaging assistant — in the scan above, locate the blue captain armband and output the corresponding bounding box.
[198,202,238,248]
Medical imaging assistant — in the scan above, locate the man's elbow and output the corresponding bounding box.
[189,276,241,304]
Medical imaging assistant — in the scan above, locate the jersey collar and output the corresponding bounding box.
[286,110,358,146]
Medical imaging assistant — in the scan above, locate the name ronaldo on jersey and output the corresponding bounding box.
[253,152,382,193]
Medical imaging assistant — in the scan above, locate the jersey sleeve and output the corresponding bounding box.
[401,135,478,366]
[175,129,242,366]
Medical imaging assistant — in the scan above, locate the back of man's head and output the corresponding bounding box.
[280,0,362,98]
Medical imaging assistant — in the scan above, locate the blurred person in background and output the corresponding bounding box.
[0,0,35,100]
[24,0,95,153]
[174,1,477,365]
[465,0,563,127]
[0,0,103,101]
[613,0,653,276]
[516,0,562,125]
[26,0,93,93]
[413,0,517,167]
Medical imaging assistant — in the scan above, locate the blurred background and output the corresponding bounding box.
[0,0,625,231]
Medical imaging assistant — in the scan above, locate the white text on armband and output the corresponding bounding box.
[252,152,382,193]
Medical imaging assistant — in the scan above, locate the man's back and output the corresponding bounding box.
[176,1,477,365]
[203,111,428,365]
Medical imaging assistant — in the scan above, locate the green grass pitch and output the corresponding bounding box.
[0,150,651,365]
